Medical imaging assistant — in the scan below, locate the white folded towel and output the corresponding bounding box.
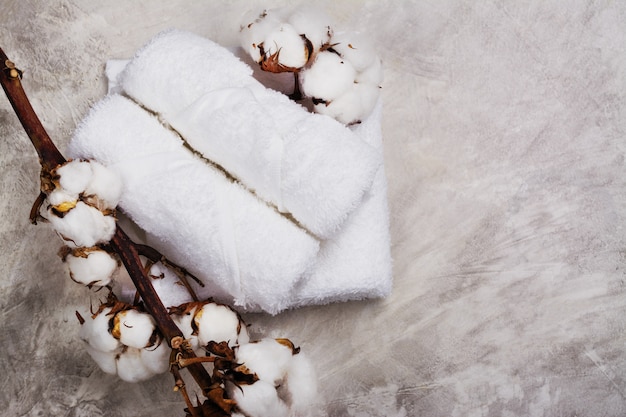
[67,94,320,314]
[293,101,393,306]
[120,29,379,239]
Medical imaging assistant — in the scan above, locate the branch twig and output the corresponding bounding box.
[0,46,215,407]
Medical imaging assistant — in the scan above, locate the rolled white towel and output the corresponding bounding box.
[120,29,379,239]
[67,94,320,314]
[292,100,393,306]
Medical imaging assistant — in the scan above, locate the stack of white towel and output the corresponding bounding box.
[68,29,392,314]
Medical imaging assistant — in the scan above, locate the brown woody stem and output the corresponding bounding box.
[0,46,214,400]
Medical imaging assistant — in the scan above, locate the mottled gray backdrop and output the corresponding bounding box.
[1,1,625,416]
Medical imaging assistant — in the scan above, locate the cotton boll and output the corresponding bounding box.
[313,85,361,125]
[85,346,118,375]
[228,380,289,417]
[47,201,116,248]
[112,309,157,349]
[330,31,377,72]
[47,189,78,208]
[116,347,154,383]
[171,309,202,354]
[194,302,244,347]
[314,82,380,125]
[356,56,384,86]
[84,161,123,210]
[283,353,319,414]
[79,307,121,352]
[66,248,118,287]
[240,9,284,63]
[148,263,194,308]
[56,160,93,195]
[300,50,356,102]
[235,339,294,384]
[263,23,309,69]
[288,4,333,51]
[140,341,170,375]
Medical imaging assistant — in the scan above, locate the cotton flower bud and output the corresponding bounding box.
[234,338,295,385]
[194,301,249,347]
[79,307,122,353]
[46,201,116,248]
[300,50,356,102]
[149,263,195,308]
[112,309,157,349]
[63,246,118,287]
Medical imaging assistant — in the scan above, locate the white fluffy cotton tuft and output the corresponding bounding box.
[194,302,247,347]
[66,248,118,287]
[287,4,333,51]
[56,160,93,195]
[116,347,154,383]
[79,307,121,353]
[46,201,116,248]
[235,339,294,385]
[262,23,308,69]
[228,380,290,417]
[84,161,123,209]
[300,50,356,102]
[113,309,157,349]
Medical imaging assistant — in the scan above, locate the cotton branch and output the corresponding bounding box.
[0,46,214,404]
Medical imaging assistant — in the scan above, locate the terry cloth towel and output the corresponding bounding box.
[119,29,379,239]
[293,100,393,306]
[67,94,320,314]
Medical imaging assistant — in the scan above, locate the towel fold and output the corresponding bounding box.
[67,94,320,314]
[294,101,393,306]
[69,30,393,314]
[120,29,379,239]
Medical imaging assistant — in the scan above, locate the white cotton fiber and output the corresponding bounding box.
[172,308,197,340]
[240,9,283,63]
[356,56,384,86]
[228,380,289,417]
[263,23,308,69]
[79,307,121,352]
[46,189,77,208]
[84,161,123,209]
[114,309,156,349]
[315,83,380,125]
[300,50,356,102]
[56,160,93,195]
[148,263,194,308]
[140,341,170,375]
[330,31,377,72]
[194,302,244,347]
[46,202,116,248]
[116,347,154,383]
[235,339,293,384]
[284,353,319,413]
[86,346,118,375]
[287,4,333,51]
[66,248,118,287]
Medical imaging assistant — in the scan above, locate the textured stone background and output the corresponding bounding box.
[1,1,625,416]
